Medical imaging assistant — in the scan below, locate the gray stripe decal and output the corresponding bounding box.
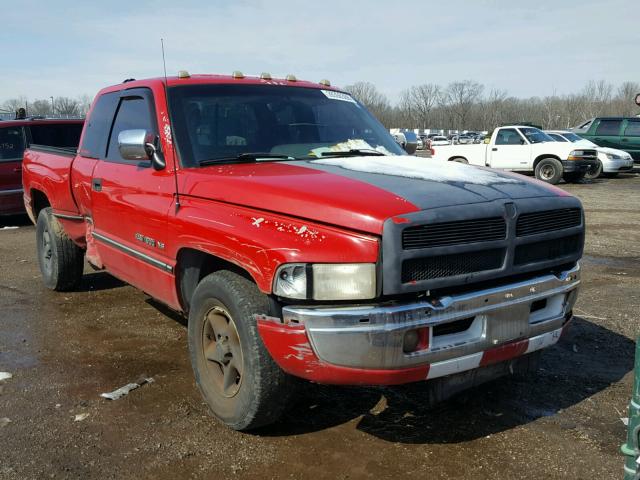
[53,213,84,221]
[0,188,23,196]
[92,231,173,273]
[292,158,553,210]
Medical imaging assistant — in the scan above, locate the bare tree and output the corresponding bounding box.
[443,81,484,130]
[29,99,53,116]
[55,97,81,116]
[343,82,393,126]
[399,84,441,129]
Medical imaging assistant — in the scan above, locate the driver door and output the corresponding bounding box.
[90,88,177,305]
[488,128,532,170]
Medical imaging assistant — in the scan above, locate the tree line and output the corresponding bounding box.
[3,79,638,130]
[0,95,92,118]
[344,80,640,132]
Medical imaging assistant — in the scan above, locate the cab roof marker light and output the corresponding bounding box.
[286,74,297,82]
[177,70,190,79]
[319,79,331,87]
[232,71,244,79]
[260,72,272,80]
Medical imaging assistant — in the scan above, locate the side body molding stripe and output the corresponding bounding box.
[92,231,173,273]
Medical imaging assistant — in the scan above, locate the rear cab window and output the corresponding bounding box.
[595,119,622,136]
[0,127,25,161]
[624,120,640,137]
[28,123,83,148]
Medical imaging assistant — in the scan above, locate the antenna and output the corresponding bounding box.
[161,38,181,210]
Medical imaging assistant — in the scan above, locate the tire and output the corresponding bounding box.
[36,207,85,291]
[584,161,603,180]
[563,171,586,183]
[450,157,469,164]
[188,270,293,430]
[534,158,563,184]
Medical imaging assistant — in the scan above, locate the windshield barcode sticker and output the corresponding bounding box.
[321,90,357,104]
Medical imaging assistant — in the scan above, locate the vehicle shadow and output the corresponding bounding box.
[77,270,126,292]
[0,214,32,228]
[259,317,633,444]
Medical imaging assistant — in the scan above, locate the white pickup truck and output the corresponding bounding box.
[431,125,599,184]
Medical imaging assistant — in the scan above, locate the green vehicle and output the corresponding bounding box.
[573,117,640,163]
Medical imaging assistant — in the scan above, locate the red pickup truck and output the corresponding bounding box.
[0,118,83,215]
[22,73,583,430]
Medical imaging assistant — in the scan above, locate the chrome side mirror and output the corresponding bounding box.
[118,129,166,170]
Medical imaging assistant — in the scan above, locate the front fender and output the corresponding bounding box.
[169,196,380,293]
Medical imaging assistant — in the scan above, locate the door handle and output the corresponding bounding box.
[13,167,21,173]
[92,178,102,192]
[491,147,498,151]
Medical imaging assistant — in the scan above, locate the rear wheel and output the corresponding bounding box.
[36,207,84,291]
[188,270,293,430]
[534,158,563,184]
[450,157,469,164]
[584,161,603,180]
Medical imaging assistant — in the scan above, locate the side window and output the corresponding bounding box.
[29,124,83,148]
[495,128,521,145]
[79,92,119,159]
[106,97,154,161]
[548,133,567,142]
[0,127,25,161]
[595,119,622,136]
[624,120,640,137]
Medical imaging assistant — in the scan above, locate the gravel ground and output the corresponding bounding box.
[0,172,638,479]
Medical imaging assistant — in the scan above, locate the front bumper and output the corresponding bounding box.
[602,157,634,173]
[258,264,580,385]
[562,159,598,173]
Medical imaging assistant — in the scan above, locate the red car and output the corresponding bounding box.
[22,74,583,430]
[0,118,83,215]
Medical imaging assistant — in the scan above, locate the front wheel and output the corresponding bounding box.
[188,270,293,430]
[36,207,85,291]
[534,158,563,184]
[450,157,469,164]
[584,161,602,180]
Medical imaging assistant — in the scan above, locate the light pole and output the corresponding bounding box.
[50,96,54,115]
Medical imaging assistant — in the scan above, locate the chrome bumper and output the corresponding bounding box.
[282,264,580,370]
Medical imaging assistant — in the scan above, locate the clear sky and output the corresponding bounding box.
[2,0,637,102]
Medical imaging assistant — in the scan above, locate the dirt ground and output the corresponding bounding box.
[1,172,639,479]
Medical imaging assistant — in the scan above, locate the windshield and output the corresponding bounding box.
[168,84,404,166]
[561,132,583,142]
[519,127,554,144]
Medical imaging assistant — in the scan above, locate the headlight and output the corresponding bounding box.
[567,150,583,160]
[274,263,376,300]
[605,153,614,160]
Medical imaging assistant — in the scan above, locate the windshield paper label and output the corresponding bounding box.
[321,90,357,104]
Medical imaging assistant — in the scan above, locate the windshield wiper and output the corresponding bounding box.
[319,149,386,158]
[199,153,294,166]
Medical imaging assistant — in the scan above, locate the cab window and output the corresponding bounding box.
[0,127,25,161]
[624,120,640,137]
[495,128,523,145]
[106,96,154,161]
[595,119,622,136]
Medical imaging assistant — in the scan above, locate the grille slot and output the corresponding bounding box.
[401,249,505,283]
[516,208,581,237]
[402,217,506,249]
[514,235,582,265]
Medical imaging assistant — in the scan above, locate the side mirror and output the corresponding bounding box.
[118,129,166,170]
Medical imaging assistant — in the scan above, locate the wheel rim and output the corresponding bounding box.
[201,306,243,398]
[540,164,555,180]
[41,227,53,275]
